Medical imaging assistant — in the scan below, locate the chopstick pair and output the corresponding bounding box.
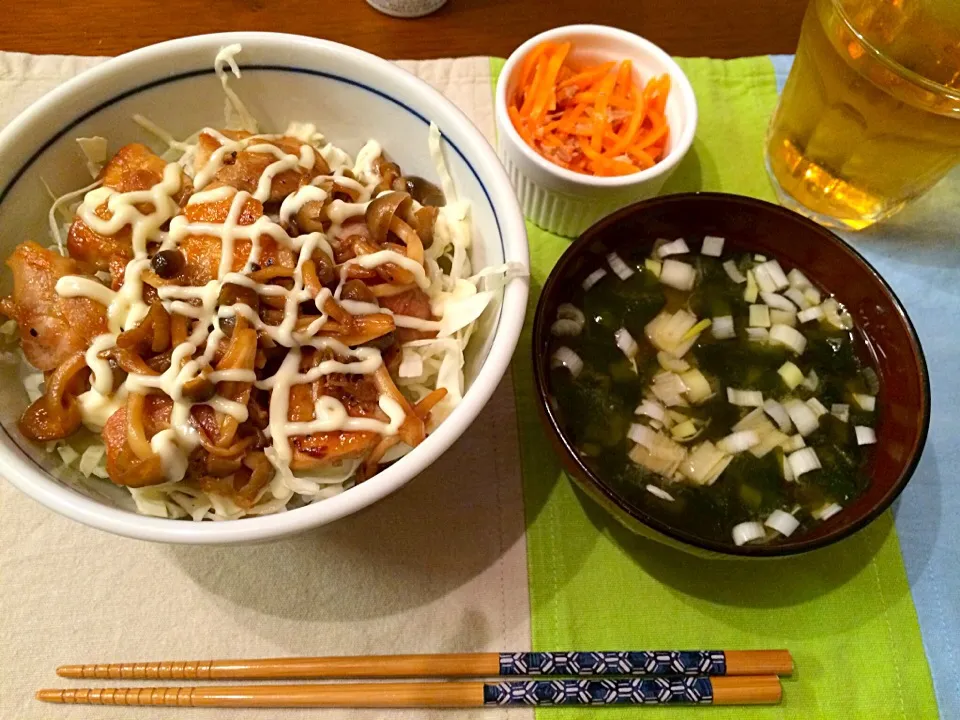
[40,650,792,708]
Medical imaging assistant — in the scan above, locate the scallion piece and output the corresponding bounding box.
[644,258,662,277]
[763,399,792,433]
[746,327,768,343]
[784,287,811,310]
[797,306,824,324]
[787,447,822,477]
[749,304,771,328]
[727,387,764,407]
[701,235,725,257]
[813,502,843,520]
[711,315,736,339]
[831,403,850,423]
[744,269,759,302]
[615,327,639,360]
[801,369,819,391]
[635,399,666,423]
[769,324,807,354]
[607,252,635,280]
[646,484,675,501]
[660,259,696,291]
[550,347,583,377]
[778,361,804,389]
[784,398,819,436]
[855,426,877,445]
[550,319,582,337]
[780,434,806,452]
[582,268,607,290]
[806,397,829,418]
[557,303,585,325]
[656,238,690,258]
[680,369,713,404]
[732,521,766,546]
[764,509,800,537]
[723,259,746,284]
[761,292,796,311]
[853,393,876,411]
[770,309,797,327]
[717,430,760,454]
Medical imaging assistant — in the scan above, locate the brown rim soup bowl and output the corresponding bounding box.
[532,193,930,558]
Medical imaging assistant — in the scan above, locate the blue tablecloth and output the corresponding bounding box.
[771,54,960,720]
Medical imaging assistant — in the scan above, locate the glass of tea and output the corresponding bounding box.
[766,0,960,230]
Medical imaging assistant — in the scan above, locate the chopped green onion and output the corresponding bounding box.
[763,399,792,432]
[628,423,656,446]
[636,399,666,423]
[717,430,760,454]
[746,327,769,343]
[557,303,585,325]
[732,521,766,546]
[551,347,583,377]
[582,268,607,290]
[657,350,690,373]
[550,319,582,337]
[855,426,877,445]
[797,306,823,324]
[57,445,79,466]
[784,398,819,436]
[646,484,675,501]
[657,238,690,258]
[645,309,699,358]
[780,434,806,452]
[749,304,771,327]
[764,509,800,536]
[769,324,807,354]
[778,361,804,389]
[659,259,696,291]
[806,397,829,417]
[784,287,811,309]
[727,387,764,407]
[770,309,797,327]
[671,420,699,439]
[781,452,795,481]
[723,260,746,284]
[787,447,822,477]
[681,318,712,341]
[701,236,725,257]
[801,369,819,391]
[831,403,850,423]
[749,429,789,458]
[754,254,767,262]
[744,269,759,302]
[813,502,842,520]
[803,286,822,305]
[680,369,713,404]
[852,393,876,411]
[651,372,689,407]
[758,259,790,290]
[607,252,635,280]
[761,292,796,311]
[788,268,811,289]
[644,258,662,276]
[711,315,736,339]
[615,327,639,360]
[733,406,769,432]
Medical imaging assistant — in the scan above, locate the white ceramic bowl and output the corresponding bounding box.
[0,32,528,544]
[495,25,698,237]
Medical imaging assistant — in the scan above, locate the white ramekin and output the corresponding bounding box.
[495,25,698,237]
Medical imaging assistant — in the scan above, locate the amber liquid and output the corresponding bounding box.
[766,0,960,230]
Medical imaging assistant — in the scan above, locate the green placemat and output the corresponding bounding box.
[492,56,938,719]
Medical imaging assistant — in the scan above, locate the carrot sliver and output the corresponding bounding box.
[558,61,616,90]
[509,42,669,178]
[529,42,571,121]
[615,60,633,97]
[590,71,617,152]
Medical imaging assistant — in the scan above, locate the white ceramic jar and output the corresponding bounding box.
[495,25,699,237]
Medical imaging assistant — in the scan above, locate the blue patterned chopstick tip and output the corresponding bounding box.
[482,677,715,706]
[498,651,726,677]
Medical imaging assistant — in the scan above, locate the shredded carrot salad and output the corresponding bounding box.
[508,42,672,177]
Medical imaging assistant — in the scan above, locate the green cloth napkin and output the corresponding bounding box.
[491,56,938,719]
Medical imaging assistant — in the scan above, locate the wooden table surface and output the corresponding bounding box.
[3,0,806,59]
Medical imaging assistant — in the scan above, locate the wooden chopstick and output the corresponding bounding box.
[37,676,782,707]
[56,650,793,681]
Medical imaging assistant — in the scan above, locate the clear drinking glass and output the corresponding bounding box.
[765,0,960,230]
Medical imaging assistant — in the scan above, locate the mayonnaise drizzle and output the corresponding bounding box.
[49,130,442,485]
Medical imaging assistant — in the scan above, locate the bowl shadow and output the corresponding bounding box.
[166,377,526,623]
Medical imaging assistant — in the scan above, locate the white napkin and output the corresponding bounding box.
[0,53,532,720]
